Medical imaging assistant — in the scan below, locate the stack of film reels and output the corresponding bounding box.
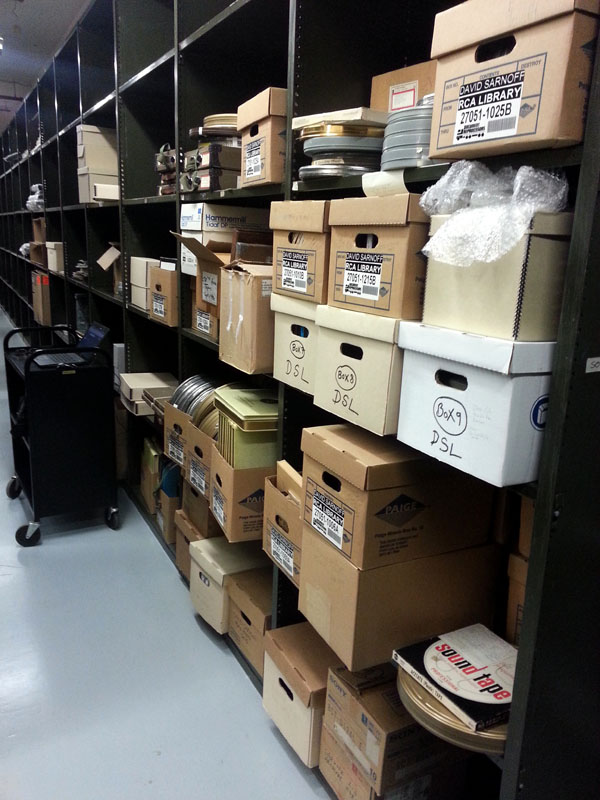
[298,122,384,180]
[155,143,177,195]
[169,374,234,438]
[181,114,242,194]
[381,94,435,170]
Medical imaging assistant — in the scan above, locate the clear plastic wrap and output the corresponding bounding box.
[19,243,30,258]
[25,183,44,213]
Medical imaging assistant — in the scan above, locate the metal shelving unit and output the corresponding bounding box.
[0,1,597,798]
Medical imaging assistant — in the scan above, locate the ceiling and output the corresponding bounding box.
[0,0,92,134]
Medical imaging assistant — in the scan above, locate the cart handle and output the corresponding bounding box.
[3,325,78,353]
[24,347,112,377]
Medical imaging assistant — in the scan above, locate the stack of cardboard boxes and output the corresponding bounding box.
[129,256,159,312]
[31,270,51,326]
[76,124,119,203]
[29,217,47,269]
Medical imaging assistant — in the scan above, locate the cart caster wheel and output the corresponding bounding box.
[6,476,21,500]
[105,507,120,530]
[16,524,41,547]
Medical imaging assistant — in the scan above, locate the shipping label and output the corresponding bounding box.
[168,434,184,465]
[270,526,294,578]
[244,138,264,180]
[335,250,394,310]
[201,272,218,305]
[212,486,226,528]
[196,310,211,334]
[278,248,315,295]
[262,279,272,297]
[311,487,345,549]
[152,292,166,318]
[389,79,418,112]
[189,458,207,495]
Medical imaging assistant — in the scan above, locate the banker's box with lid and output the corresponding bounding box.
[422,213,573,341]
[189,538,268,633]
[301,424,493,570]
[429,0,600,159]
[397,322,555,486]
[238,87,287,187]
[270,200,330,304]
[262,461,303,586]
[271,294,318,395]
[327,194,429,318]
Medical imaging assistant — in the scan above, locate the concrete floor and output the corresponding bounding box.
[0,310,329,800]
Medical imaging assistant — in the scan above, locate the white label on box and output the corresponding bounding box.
[586,356,600,374]
[199,152,210,167]
[342,252,383,299]
[189,458,207,494]
[212,486,226,527]
[196,310,211,334]
[200,174,211,189]
[270,527,294,577]
[389,80,418,112]
[311,488,344,549]
[244,140,262,178]
[281,250,308,292]
[152,293,165,318]
[453,69,524,145]
[202,272,218,305]
[262,279,272,297]
[365,729,380,764]
[387,775,432,800]
[168,435,184,465]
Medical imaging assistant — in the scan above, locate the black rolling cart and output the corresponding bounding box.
[4,325,120,546]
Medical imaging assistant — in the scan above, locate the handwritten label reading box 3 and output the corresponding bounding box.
[327,194,428,319]
[428,0,599,158]
[397,322,555,487]
[301,424,493,570]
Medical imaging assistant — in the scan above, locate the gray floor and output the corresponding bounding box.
[0,310,329,800]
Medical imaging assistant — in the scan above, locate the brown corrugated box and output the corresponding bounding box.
[182,482,221,538]
[227,566,273,677]
[185,419,214,500]
[507,552,528,645]
[238,87,287,187]
[370,59,438,112]
[262,461,303,586]
[149,266,178,327]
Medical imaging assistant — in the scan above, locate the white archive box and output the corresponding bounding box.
[271,293,318,395]
[314,306,403,436]
[78,167,118,204]
[76,124,118,172]
[130,256,160,287]
[45,242,64,274]
[397,322,555,487]
[130,285,149,310]
[188,538,268,634]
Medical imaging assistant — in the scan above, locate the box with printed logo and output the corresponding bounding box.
[301,424,493,570]
[262,463,303,586]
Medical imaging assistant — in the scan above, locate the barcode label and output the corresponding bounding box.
[453,69,523,144]
[244,140,262,178]
[487,116,517,133]
[361,284,379,296]
[168,435,184,464]
[189,458,207,494]
[281,250,308,293]
[212,486,225,527]
[343,252,383,299]
[196,310,211,334]
[152,293,165,317]
[270,527,294,577]
[311,488,344,549]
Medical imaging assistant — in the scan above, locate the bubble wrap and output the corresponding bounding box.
[421,164,568,267]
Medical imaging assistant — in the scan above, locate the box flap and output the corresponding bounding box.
[508,552,529,585]
[316,304,399,344]
[276,460,302,503]
[189,538,267,586]
[332,663,397,694]
[238,87,287,130]
[270,200,330,232]
[270,292,318,321]
[291,107,389,131]
[265,623,342,707]
[430,212,574,238]
[171,231,227,265]
[120,372,178,393]
[398,322,556,374]
[329,194,427,226]
[222,262,273,277]
[97,245,121,271]
[431,0,600,59]
[226,567,273,622]
[301,425,427,491]
[45,242,62,250]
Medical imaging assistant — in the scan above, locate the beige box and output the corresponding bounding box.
[301,424,493,570]
[314,306,403,435]
[210,443,274,542]
[93,183,120,201]
[31,271,51,325]
[238,87,287,187]
[46,242,64,275]
[270,200,330,303]
[185,420,214,499]
[130,256,160,288]
[29,242,47,268]
[164,402,191,468]
[429,0,599,159]
[328,194,428,318]
[174,509,204,581]
[519,496,535,558]
[423,213,573,341]
[507,552,528,645]
[76,124,118,171]
[271,293,318,395]
[263,622,342,768]
[182,482,221,538]
[119,395,152,416]
[77,167,119,204]
[130,285,149,310]
[149,266,179,327]
[32,217,46,243]
[120,372,178,402]
[371,58,438,112]
[263,463,303,586]
[227,567,273,677]
[299,526,499,671]
[189,538,269,633]
[219,262,274,374]
[157,490,180,545]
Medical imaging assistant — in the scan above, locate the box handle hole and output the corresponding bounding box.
[355,233,378,249]
[288,231,304,245]
[475,35,516,63]
[275,514,289,534]
[250,124,259,137]
[190,487,199,498]
[241,611,252,627]
[194,445,203,458]
[156,284,162,291]
[435,369,468,391]
[216,474,222,487]
[322,471,341,492]
[340,342,363,360]
[291,324,309,338]
[279,677,294,701]
[173,424,182,435]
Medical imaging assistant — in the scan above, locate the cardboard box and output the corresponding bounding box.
[299,527,499,671]
[130,285,149,310]
[149,266,178,327]
[157,490,179,544]
[328,194,428,318]
[219,262,274,374]
[271,293,318,395]
[32,271,51,325]
[263,466,303,586]
[140,462,159,514]
[120,395,153,416]
[142,436,161,472]
[189,538,269,633]
[182,481,221,538]
[78,167,119,204]
[429,0,599,159]
[322,665,460,795]
[32,217,46,243]
[174,509,204,581]
[519,496,535,558]
[171,232,226,326]
[226,567,273,677]
[164,402,191,468]
[97,244,122,295]
[210,443,274,542]
[270,200,330,303]
[370,59,438,113]
[397,322,555,486]
[423,213,572,341]
[120,373,178,402]
[29,242,47,268]
[238,87,287,187]
[130,256,160,288]
[185,419,214,499]
[46,242,64,275]
[301,424,493,570]
[507,552,528,645]
[76,124,118,171]
[262,622,342,767]
[313,306,403,435]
